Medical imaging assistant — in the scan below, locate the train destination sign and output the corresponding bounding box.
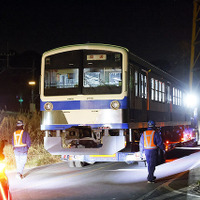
[87,54,107,60]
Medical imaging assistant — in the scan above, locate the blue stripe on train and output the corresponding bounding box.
[41,123,128,130]
[40,97,127,111]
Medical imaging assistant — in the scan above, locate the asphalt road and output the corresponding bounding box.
[6,149,200,200]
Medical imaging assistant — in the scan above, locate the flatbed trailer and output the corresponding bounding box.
[61,127,198,168]
[61,151,146,167]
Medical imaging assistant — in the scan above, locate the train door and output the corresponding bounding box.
[128,64,136,122]
[128,64,143,122]
[128,64,140,151]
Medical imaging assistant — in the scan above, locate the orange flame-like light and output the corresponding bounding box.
[0,182,7,200]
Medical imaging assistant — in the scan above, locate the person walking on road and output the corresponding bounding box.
[139,120,165,183]
[12,120,31,179]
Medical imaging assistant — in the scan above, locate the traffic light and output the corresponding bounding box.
[18,98,23,104]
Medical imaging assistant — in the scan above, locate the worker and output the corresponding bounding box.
[139,120,165,183]
[12,120,31,180]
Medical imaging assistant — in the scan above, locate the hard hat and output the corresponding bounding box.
[16,120,24,127]
[148,120,155,128]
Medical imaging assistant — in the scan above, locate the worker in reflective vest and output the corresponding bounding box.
[139,120,165,183]
[12,120,31,180]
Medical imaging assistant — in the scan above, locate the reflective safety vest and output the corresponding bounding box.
[144,130,157,149]
[13,130,27,147]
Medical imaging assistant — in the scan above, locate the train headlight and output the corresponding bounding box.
[184,93,198,108]
[110,101,120,110]
[44,102,53,111]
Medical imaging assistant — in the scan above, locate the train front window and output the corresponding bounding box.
[45,69,79,88]
[83,68,122,94]
[82,50,122,94]
[44,50,122,96]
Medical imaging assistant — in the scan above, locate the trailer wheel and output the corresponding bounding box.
[68,161,75,168]
[137,161,147,167]
[74,161,85,167]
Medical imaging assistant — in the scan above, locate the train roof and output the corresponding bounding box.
[129,52,188,89]
[43,43,129,55]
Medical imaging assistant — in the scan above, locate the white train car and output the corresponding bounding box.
[40,43,194,167]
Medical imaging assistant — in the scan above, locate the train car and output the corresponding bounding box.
[40,43,195,167]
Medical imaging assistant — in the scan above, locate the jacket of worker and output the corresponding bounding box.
[139,128,165,153]
[12,130,31,154]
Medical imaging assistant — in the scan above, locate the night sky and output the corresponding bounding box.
[0,0,196,110]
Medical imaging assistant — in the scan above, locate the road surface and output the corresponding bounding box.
[7,150,200,200]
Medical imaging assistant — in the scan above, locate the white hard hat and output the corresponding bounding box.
[16,120,24,127]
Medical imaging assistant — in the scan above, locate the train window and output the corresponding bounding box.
[167,85,171,103]
[177,89,180,105]
[44,50,122,96]
[144,76,147,99]
[135,71,138,97]
[173,88,175,104]
[177,89,182,106]
[83,68,122,87]
[162,83,165,103]
[83,71,100,87]
[151,78,154,100]
[159,81,162,102]
[45,69,79,89]
[141,74,144,98]
[109,72,121,85]
[173,87,178,105]
[155,80,158,101]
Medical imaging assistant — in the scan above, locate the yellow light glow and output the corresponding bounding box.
[28,81,36,86]
[0,163,6,180]
[0,163,5,173]
[125,140,127,147]
[90,154,116,157]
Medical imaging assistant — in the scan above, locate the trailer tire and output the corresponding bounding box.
[68,161,75,168]
[137,161,147,167]
[74,161,85,167]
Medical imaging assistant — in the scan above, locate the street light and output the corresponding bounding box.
[28,80,36,112]
[28,81,36,86]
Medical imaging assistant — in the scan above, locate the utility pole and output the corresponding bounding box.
[190,0,200,145]
[190,0,200,90]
